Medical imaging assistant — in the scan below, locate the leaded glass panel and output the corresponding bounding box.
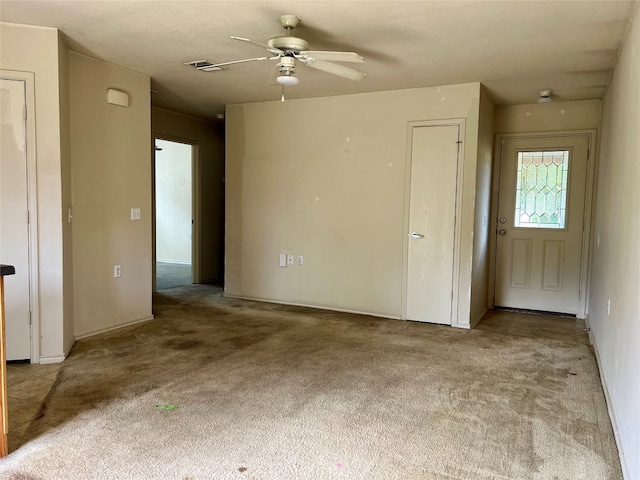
[514,151,569,229]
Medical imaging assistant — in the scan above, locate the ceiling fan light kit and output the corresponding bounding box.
[189,14,367,99]
[277,75,299,86]
[276,56,299,85]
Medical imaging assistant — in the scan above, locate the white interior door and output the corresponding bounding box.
[494,135,590,315]
[406,124,459,324]
[0,78,31,360]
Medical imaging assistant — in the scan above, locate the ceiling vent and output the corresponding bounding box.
[184,60,223,72]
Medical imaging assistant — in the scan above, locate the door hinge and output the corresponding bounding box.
[26,210,30,224]
[587,149,590,160]
[23,105,27,120]
[28,311,32,325]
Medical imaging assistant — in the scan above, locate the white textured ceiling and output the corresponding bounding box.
[1,0,637,120]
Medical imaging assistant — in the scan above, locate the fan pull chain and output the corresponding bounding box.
[281,85,285,102]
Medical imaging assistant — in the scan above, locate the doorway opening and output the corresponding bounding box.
[154,138,195,291]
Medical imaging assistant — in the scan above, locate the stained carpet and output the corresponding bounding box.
[1,285,621,479]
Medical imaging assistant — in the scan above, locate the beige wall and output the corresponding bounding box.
[495,99,601,133]
[470,87,495,325]
[152,107,225,283]
[0,22,70,361]
[226,83,484,326]
[588,7,640,479]
[69,52,152,338]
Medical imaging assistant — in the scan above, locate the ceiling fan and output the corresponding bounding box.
[193,15,367,89]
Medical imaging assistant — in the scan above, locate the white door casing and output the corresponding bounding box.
[492,133,593,316]
[404,123,461,325]
[0,78,32,360]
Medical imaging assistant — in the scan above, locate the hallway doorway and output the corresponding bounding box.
[154,138,194,290]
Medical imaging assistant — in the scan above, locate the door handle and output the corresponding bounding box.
[498,229,507,236]
[409,232,424,239]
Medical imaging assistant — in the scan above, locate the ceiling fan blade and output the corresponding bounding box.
[201,56,279,69]
[299,51,365,63]
[305,60,367,81]
[230,36,283,56]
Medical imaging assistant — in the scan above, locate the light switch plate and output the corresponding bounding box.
[131,208,141,221]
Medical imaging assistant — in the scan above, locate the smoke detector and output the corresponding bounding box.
[538,89,552,103]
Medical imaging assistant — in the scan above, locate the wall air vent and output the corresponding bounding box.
[184,60,223,72]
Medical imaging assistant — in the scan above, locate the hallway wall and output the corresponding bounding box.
[588,6,640,479]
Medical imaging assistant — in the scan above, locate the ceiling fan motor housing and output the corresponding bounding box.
[268,36,309,54]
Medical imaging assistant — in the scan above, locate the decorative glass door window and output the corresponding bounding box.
[514,150,569,229]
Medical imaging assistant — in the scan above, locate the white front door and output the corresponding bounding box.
[0,78,31,360]
[494,134,590,315]
[406,124,460,324]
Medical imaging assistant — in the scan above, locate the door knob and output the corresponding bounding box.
[498,229,507,236]
[409,232,424,239]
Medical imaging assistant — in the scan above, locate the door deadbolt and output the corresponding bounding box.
[499,217,507,224]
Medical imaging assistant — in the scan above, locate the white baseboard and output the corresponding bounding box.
[36,338,75,364]
[39,355,66,365]
[222,294,402,321]
[74,315,155,341]
[585,317,630,480]
[451,322,472,330]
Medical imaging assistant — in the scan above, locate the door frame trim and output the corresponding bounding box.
[1,70,40,362]
[402,119,465,324]
[152,134,201,291]
[488,130,597,319]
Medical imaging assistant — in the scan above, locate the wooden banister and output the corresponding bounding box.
[0,264,16,458]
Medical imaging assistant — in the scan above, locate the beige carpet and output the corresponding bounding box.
[1,285,621,479]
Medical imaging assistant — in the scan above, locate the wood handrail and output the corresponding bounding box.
[0,264,16,458]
